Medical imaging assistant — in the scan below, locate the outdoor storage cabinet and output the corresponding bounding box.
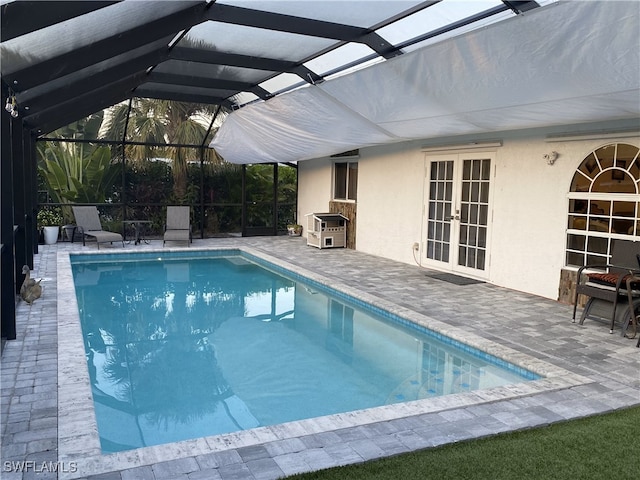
[305,213,348,249]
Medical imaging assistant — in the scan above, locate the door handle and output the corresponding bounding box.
[445,215,460,221]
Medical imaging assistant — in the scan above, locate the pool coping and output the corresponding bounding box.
[57,246,590,479]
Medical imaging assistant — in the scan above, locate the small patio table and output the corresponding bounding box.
[123,220,151,245]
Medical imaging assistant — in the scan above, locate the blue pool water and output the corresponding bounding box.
[70,250,539,453]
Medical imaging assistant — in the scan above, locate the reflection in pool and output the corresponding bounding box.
[71,251,537,453]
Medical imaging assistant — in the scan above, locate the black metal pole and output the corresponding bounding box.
[200,105,222,240]
[241,164,246,236]
[121,98,133,224]
[199,145,205,239]
[272,163,278,235]
[12,116,27,291]
[24,133,37,258]
[1,86,17,341]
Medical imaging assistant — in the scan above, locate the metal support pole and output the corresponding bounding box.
[1,86,17,341]
[200,105,222,240]
[121,98,133,223]
[12,116,27,292]
[241,164,246,236]
[272,162,278,235]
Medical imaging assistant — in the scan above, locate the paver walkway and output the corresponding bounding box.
[2,237,638,479]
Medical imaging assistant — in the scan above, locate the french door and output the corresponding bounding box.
[422,153,494,278]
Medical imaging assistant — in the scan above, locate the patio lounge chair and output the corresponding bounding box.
[163,206,192,247]
[71,206,124,249]
[572,239,640,334]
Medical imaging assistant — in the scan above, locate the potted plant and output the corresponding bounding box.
[37,207,63,245]
[287,223,303,236]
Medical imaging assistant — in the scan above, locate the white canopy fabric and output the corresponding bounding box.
[211,1,640,164]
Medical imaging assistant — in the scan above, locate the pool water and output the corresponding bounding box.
[70,250,538,453]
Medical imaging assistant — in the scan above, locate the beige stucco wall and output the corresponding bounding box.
[297,157,333,229]
[297,128,640,300]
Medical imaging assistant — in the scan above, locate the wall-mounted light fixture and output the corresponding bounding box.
[543,151,558,165]
[4,92,18,118]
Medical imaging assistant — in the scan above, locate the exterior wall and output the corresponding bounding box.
[356,142,425,265]
[297,125,640,301]
[490,137,587,299]
[297,157,333,229]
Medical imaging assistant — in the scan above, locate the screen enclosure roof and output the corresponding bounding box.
[1,1,638,163]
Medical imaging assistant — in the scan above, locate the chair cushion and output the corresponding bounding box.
[587,272,622,286]
[86,230,123,243]
[587,272,640,288]
[164,230,190,241]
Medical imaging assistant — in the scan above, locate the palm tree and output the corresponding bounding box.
[102,99,226,201]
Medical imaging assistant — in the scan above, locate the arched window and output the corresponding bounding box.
[566,143,640,267]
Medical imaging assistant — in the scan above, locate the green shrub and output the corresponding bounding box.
[36,207,63,229]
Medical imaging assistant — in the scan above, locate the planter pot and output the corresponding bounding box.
[43,226,59,245]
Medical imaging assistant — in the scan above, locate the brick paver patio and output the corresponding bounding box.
[2,237,638,479]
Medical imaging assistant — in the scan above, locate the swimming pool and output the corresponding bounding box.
[70,249,539,453]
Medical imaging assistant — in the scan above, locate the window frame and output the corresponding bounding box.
[565,143,640,268]
[332,158,358,202]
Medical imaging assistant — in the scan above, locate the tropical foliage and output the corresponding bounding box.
[36,99,298,236]
[37,113,120,223]
[102,99,224,201]
[38,144,119,203]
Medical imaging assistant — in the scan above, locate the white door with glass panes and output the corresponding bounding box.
[422,153,494,278]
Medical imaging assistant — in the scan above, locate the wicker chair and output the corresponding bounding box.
[572,239,640,334]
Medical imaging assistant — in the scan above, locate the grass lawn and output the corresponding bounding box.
[287,406,639,480]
